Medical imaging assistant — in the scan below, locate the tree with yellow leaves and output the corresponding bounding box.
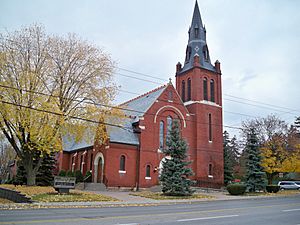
[243,115,300,185]
[0,25,118,185]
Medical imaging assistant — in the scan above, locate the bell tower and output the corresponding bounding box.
[176,1,223,187]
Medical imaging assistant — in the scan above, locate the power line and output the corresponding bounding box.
[0,84,241,130]
[115,67,300,115]
[0,100,130,131]
[116,67,168,82]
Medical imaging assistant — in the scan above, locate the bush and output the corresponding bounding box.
[266,185,280,193]
[74,170,84,183]
[58,170,66,177]
[66,170,74,177]
[227,184,247,195]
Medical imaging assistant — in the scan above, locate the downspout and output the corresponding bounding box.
[135,125,141,191]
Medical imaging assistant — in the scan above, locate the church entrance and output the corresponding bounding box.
[94,152,104,183]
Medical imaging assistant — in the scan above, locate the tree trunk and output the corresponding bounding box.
[22,151,42,186]
[26,169,37,186]
[267,172,274,185]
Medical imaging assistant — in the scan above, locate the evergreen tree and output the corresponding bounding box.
[15,160,26,185]
[295,116,300,133]
[160,120,194,196]
[223,131,234,185]
[36,153,55,186]
[15,152,56,186]
[245,128,266,192]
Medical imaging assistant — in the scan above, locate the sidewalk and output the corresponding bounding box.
[0,189,299,210]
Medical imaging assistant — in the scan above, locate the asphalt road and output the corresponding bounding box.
[0,196,300,225]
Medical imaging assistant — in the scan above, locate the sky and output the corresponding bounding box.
[1,0,300,138]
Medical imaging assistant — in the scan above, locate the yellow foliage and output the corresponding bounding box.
[260,137,300,173]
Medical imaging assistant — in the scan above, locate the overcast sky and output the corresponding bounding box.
[1,0,299,137]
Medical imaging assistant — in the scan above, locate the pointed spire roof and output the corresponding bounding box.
[179,0,216,73]
[191,1,203,29]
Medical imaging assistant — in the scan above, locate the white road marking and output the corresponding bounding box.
[282,208,300,212]
[115,223,139,225]
[177,214,239,222]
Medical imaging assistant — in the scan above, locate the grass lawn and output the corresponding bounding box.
[130,191,214,200]
[0,184,118,203]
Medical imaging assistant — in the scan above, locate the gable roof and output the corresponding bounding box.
[121,85,167,117]
[63,85,167,152]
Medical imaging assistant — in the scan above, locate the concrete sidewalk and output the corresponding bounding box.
[0,189,299,210]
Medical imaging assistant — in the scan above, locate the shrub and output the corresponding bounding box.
[74,170,84,183]
[58,170,66,177]
[266,185,280,193]
[227,183,247,195]
[66,170,74,177]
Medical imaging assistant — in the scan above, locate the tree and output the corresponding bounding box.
[36,153,56,186]
[245,128,266,192]
[160,120,194,196]
[0,25,117,185]
[242,115,300,185]
[223,131,234,185]
[15,152,56,186]
[294,116,300,134]
[0,134,15,182]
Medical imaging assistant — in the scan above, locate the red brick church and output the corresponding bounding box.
[58,1,224,189]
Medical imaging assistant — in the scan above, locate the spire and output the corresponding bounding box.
[180,0,216,73]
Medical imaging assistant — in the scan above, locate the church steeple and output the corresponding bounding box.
[180,0,216,73]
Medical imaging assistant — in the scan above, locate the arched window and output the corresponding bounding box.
[209,164,213,175]
[80,154,83,173]
[167,116,173,138]
[159,121,164,149]
[146,165,151,178]
[168,91,173,101]
[187,78,191,101]
[181,80,185,102]
[208,113,212,142]
[210,79,215,102]
[203,78,208,100]
[120,155,126,171]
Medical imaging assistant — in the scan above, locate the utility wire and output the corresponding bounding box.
[0,84,241,130]
[114,67,300,114]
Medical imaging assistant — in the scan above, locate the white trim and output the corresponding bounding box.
[119,170,126,174]
[94,152,104,183]
[145,177,151,180]
[209,140,213,143]
[184,100,221,108]
[154,105,187,128]
[139,125,146,130]
[105,145,110,149]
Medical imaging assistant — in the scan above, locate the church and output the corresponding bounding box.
[58,1,224,189]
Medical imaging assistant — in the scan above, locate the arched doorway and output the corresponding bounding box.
[94,152,104,183]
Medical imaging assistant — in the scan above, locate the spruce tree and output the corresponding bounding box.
[160,120,194,196]
[223,131,234,185]
[36,153,55,186]
[245,128,266,192]
[15,152,56,186]
[295,116,300,133]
